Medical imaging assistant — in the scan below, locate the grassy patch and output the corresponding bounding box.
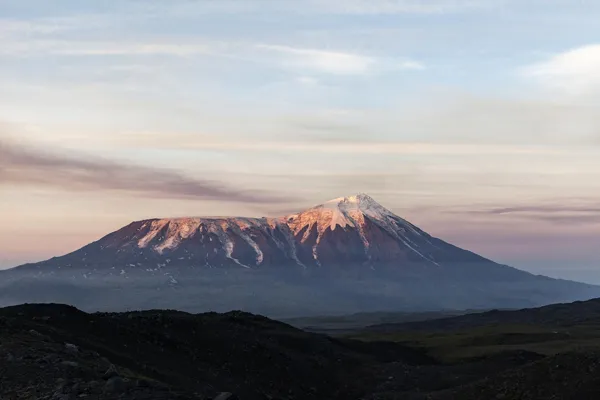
[350,323,600,363]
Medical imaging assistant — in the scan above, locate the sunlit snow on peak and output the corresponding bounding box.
[318,194,394,221]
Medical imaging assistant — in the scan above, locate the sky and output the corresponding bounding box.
[1,0,600,282]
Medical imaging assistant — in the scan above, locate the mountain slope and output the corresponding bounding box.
[2,194,598,315]
[14,194,512,272]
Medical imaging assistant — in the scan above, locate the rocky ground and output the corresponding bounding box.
[3,302,600,399]
[0,321,197,399]
[0,304,432,400]
[429,351,600,400]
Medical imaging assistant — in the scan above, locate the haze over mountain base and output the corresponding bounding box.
[1,195,598,316]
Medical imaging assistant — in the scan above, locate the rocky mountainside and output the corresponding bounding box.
[2,194,598,315]
[17,194,490,272]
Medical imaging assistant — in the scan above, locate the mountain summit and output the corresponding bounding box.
[3,194,599,315]
[284,194,442,268]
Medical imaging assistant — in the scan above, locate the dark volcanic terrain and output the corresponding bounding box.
[5,299,600,399]
[0,303,434,399]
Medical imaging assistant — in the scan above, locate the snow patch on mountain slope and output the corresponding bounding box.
[138,220,169,249]
[154,219,202,254]
[209,220,251,268]
[227,218,265,265]
[137,218,269,267]
[321,198,357,231]
[269,220,306,268]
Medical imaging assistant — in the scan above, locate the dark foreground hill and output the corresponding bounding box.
[351,297,600,399]
[0,303,436,400]
[366,297,600,333]
[430,351,600,400]
[5,303,600,399]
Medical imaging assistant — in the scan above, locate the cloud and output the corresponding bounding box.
[88,0,491,17]
[104,86,600,149]
[0,38,218,57]
[399,92,600,145]
[398,60,425,70]
[308,0,494,14]
[162,0,493,15]
[0,14,231,58]
[58,42,214,57]
[527,215,600,225]
[0,15,112,38]
[295,76,319,85]
[450,203,600,226]
[0,19,65,36]
[113,133,561,155]
[1,13,420,76]
[257,44,376,75]
[521,44,600,96]
[484,205,600,214]
[256,44,424,75]
[0,138,286,204]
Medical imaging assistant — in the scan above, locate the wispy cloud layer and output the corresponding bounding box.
[0,38,219,57]
[398,60,425,70]
[484,205,600,215]
[112,133,561,155]
[157,0,494,15]
[0,33,421,78]
[522,44,600,96]
[72,0,495,17]
[309,0,490,14]
[0,138,286,204]
[257,44,425,75]
[449,203,600,226]
[257,44,376,75]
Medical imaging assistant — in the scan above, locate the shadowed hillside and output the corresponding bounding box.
[6,300,600,399]
[0,303,433,399]
[366,297,600,333]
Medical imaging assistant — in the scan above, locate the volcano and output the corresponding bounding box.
[2,194,598,316]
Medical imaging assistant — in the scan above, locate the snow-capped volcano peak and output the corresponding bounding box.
[320,194,394,221]
[323,193,374,205]
[285,194,400,248]
[323,193,375,208]
[283,194,439,265]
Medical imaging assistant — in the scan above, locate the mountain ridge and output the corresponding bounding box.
[2,194,599,315]
[32,193,487,271]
